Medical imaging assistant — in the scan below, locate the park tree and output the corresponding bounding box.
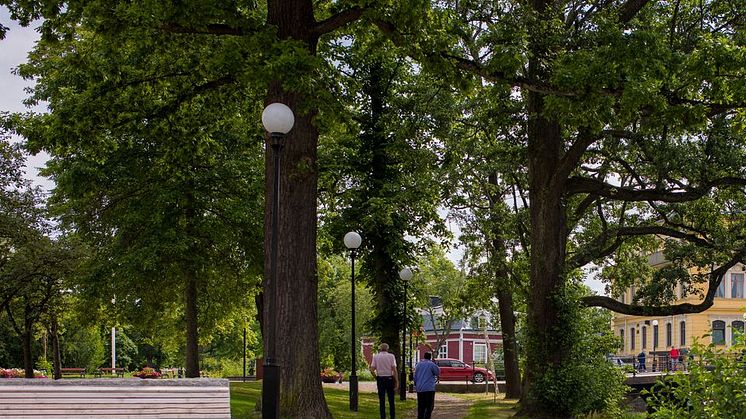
[442,80,529,399]
[2,1,269,380]
[410,0,746,415]
[0,137,78,378]
[0,0,409,415]
[318,27,453,358]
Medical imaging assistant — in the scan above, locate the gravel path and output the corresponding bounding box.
[322,382,473,418]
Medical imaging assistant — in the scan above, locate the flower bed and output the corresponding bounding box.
[0,368,46,378]
[132,367,161,379]
[320,368,341,383]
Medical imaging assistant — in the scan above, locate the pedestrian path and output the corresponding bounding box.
[324,381,474,418]
[405,392,473,418]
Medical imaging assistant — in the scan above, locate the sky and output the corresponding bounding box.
[0,6,608,295]
[1,7,51,191]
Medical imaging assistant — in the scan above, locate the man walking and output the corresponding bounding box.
[413,352,440,419]
[370,343,398,419]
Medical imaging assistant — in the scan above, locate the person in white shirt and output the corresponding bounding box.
[370,343,399,419]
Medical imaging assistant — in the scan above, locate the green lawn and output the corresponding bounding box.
[450,392,520,418]
[230,382,416,418]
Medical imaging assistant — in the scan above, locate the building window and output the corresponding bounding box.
[620,329,625,350]
[666,323,672,347]
[630,327,635,350]
[680,321,686,347]
[717,280,725,298]
[438,345,448,358]
[732,321,744,343]
[653,324,659,349]
[642,326,647,349]
[731,273,744,299]
[473,343,487,363]
[712,320,726,345]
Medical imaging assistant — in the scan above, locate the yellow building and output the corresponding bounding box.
[612,251,746,356]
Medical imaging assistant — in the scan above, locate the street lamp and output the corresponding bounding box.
[399,267,413,401]
[261,102,294,419]
[344,231,362,411]
[652,320,659,372]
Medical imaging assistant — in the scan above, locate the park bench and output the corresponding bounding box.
[94,367,126,378]
[0,378,230,418]
[60,368,86,378]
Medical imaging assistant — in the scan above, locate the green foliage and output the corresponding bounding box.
[317,255,373,373]
[645,336,746,417]
[528,284,628,417]
[61,324,105,372]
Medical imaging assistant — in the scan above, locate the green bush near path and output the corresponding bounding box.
[230,382,415,418]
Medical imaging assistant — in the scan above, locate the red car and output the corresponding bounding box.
[433,358,494,383]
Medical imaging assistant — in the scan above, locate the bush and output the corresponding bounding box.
[201,356,246,378]
[342,369,374,381]
[528,285,628,417]
[645,337,746,417]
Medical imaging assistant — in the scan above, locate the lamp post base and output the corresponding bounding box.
[262,363,280,419]
[349,374,358,411]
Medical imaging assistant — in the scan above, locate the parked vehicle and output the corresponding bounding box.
[432,358,494,383]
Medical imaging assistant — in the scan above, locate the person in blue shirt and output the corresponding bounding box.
[413,352,440,419]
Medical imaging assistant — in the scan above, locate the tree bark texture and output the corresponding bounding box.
[518,8,573,408]
[23,310,34,379]
[263,3,328,413]
[263,82,329,416]
[184,268,200,378]
[496,284,522,399]
[361,60,402,362]
[51,315,61,380]
[487,173,522,400]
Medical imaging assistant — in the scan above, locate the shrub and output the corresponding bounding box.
[645,336,746,417]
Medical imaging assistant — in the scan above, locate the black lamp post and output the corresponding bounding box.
[344,231,362,411]
[261,102,294,419]
[399,267,413,401]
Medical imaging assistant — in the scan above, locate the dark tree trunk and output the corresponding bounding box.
[362,60,402,363]
[517,0,572,415]
[22,313,34,379]
[487,173,522,400]
[519,87,570,417]
[496,284,522,399]
[51,315,61,380]
[184,269,200,377]
[263,83,329,416]
[263,2,328,410]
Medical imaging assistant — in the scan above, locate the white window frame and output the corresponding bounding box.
[731,273,744,299]
[473,343,487,363]
[438,345,447,359]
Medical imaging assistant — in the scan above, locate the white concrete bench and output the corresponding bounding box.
[0,378,230,418]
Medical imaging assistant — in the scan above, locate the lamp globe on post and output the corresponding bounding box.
[652,319,659,372]
[344,231,362,411]
[398,266,414,401]
[261,102,294,419]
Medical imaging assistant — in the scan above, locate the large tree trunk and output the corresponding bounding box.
[517,0,571,415]
[184,185,201,378]
[184,270,199,377]
[51,315,61,380]
[519,89,569,416]
[487,173,522,399]
[263,82,329,416]
[496,285,521,399]
[22,311,34,379]
[263,2,328,411]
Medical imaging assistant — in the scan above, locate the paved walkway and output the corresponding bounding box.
[323,381,474,418]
